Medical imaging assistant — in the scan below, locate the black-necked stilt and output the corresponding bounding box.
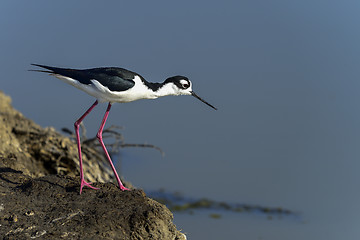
[31,64,217,194]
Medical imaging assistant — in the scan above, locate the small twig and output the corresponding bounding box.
[61,128,73,136]
[61,124,164,156]
[50,210,84,223]
[62,123,88,140]
[120,143,165,157]
[80,122,87,140]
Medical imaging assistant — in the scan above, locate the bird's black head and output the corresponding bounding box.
[163,75,217,110]
[164,76,191,90]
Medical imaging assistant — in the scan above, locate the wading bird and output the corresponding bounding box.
[31,64,217,194]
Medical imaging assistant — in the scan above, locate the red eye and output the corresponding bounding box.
[183,83,189,88]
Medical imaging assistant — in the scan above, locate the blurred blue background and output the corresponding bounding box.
[2,1,360,239]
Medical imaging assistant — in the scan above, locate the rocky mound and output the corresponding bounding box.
[0,91,186,240]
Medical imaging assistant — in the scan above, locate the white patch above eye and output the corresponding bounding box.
[179,79,191,89]
[180,79,188,85]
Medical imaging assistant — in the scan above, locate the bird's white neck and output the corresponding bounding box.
[154,83,182,97]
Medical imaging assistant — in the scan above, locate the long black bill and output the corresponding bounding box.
[191,91,217,110]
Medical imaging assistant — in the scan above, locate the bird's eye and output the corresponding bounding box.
[179,79,190,89]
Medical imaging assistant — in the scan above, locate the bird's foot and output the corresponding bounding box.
[79,179,100,194]
[119,185,131,191]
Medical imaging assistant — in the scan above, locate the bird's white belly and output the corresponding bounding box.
[53,74,157,103]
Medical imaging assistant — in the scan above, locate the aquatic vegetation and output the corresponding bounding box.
[148,189,298,220]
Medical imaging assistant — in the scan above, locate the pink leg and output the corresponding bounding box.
[74,100,100,194]
[97,103,130,191]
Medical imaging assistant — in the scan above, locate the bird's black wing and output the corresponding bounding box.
[31,64,136,92]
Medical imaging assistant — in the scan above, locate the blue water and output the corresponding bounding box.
[2,1,360,239]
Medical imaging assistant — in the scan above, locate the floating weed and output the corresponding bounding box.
[209,213,222,219]
[147,190,299,220]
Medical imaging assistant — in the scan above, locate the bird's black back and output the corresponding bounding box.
[31,64,137,92]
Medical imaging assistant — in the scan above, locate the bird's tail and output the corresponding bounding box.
[29,64,56,73]
[29,64,54,73]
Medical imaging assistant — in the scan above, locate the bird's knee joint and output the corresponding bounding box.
[96,133,102,141]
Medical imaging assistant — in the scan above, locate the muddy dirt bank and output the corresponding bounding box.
[0,91,186,240]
